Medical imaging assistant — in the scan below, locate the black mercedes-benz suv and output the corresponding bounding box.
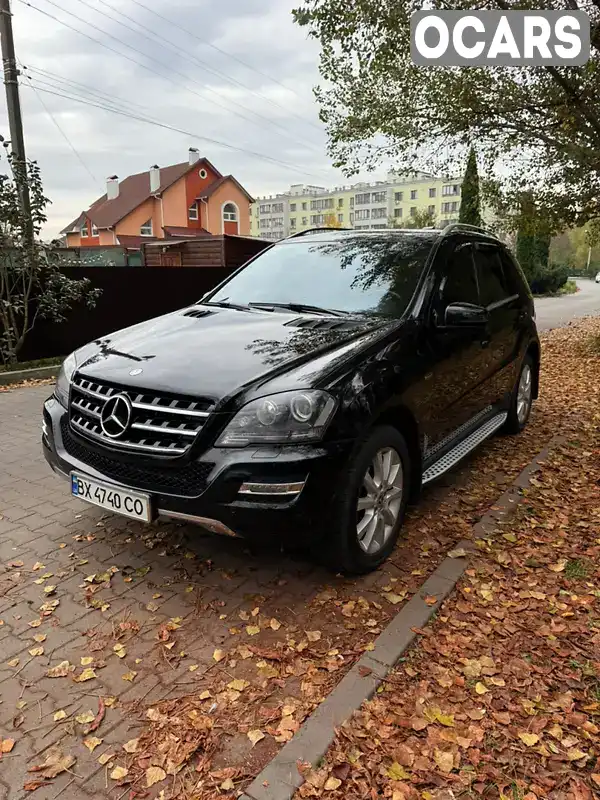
[43,225,539,573]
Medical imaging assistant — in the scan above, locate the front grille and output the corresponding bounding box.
[69,373,215,456]
[61,417,214,497]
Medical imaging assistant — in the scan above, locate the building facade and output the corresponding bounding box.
[62,149,253,249]
[250,172,463,240]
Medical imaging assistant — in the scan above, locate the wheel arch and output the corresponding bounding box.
[370,404,422,501]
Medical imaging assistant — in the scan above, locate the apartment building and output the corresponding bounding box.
[251,172,463,240]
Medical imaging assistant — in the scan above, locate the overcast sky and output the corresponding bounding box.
[0,0,384,237]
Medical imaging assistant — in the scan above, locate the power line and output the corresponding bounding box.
[21,0,324,156]
[19,64,101,189]
[92,0,323,137]
[22,81,334,181]
[23,64,154,116]
[127,0,316,112]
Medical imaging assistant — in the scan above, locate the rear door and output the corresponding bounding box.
[472,243,522,406]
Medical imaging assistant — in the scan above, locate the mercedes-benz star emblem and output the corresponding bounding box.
[100,393,132,439]
[129,368,143,377]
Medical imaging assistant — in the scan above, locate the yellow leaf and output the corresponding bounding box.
[16,701,27,709]
[76,711,95,724]
[123,738,139,754]
[325,776,342,790]
[566,748,587,761]
[386,762,410,780]
[98,752,115,765]
[448,548,468,558]
[270,618,282,631]
[246,625,260,636]
[228,679,249,691]
[29,647,44,657]
[75,668,97,683]
[475,682,489,695]
[1,739,15,753]
[213,649,225,662]
[251,607,260,617]
[550,560,567,572]
[7,658,19,668]
[32,562,44,571]
[502,533,517,543]
[53,710,68,721]
[80,657,93,666]
[122,671,137,682]
[146,766,166,788]
[110,765,129,781]
[84,736,103,753]
[28,619,42,628]
[189,664,199,672]
[518,732,540,746]
[44,585,57,595]
[433,748,454,773]
[104,697,117,707]
[247,729,265,747]
[383,592,405,605]
[33,634,46,643]
[113,645,126,659]
[306,630,322,642]
[199,691,212,700]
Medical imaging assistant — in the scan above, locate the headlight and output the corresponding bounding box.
[54,352,77,408]
[216,390,336,447]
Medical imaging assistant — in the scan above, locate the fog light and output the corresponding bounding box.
[238,480,306,496]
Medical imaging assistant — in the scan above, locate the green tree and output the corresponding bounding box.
[0,144,100,364]
[390,207,436,229]
[459,148,481,227]
[293,1,600,228]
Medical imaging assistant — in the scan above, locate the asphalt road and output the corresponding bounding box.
[534,278,600,331]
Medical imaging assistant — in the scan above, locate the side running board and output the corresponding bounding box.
[422,412,508,486]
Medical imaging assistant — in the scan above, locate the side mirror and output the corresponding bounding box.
[444,302,488,327]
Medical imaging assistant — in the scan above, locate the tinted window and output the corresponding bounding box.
[208,233,436,318]
[500,249,530,297]
[474,246,510,306]
[440,243,479,308]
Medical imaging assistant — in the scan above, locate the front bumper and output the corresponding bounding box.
[43,397,352,540]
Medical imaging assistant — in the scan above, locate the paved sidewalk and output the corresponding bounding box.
[0,384,550,799]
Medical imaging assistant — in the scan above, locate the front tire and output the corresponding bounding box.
[321,425,411,574]
[503,355,534,434]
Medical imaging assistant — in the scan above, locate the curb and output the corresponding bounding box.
[242,435,561,800]
[0,364,60,386]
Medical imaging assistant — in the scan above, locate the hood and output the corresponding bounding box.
[75,306,383,403]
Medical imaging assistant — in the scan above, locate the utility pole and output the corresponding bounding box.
[0,0,31,222]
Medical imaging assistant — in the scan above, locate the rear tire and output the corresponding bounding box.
[320,425,411,574]
[503,355,534,434]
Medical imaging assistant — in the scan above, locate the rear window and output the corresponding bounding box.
[208,234,437,318]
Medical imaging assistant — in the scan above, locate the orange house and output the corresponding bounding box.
[62,149,254,249]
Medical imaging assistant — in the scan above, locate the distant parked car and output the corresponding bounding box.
[43,225,540,574]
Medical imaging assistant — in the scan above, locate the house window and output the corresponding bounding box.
[290,218,297,229]
[188,203,198,221]
[372,207,387,219]
[91,223,98,236]
[395,192,403,202]
[290,203,296,212]
[223,203,238,222]
[302,202,307,210]
[302,217,307,225]
[338,213,343,223]
[354,209,370,220]
[338,198,343,207]
[394,208,403,218]
[410,190,417,200]
[80,221,88,238]
[410,207,417,217]
[442,184,460,196]
[372,191,386,203]
[428,205,435,214]
[429,188,437,198]
[140,219,153,236]
[355,193,370,205]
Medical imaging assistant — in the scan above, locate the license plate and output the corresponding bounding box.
[70,472,152,522]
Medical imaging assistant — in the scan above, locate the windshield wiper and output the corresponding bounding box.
[249,302,349,317]
[201,299,251,312]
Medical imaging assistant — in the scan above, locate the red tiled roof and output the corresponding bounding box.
[116,235,159,249]
[198,175,254,203]
[163,226,213,238]
[61,158,223,234]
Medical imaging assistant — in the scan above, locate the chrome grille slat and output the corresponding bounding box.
[69,373,214,456]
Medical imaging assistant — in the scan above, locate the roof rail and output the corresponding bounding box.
[440,223,497,238]
[283,226,351,240]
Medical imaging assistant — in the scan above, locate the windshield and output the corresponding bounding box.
[206,233,437,317]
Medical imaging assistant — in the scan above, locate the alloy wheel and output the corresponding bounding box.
[517,363,533,424]
[356,446,404,555]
